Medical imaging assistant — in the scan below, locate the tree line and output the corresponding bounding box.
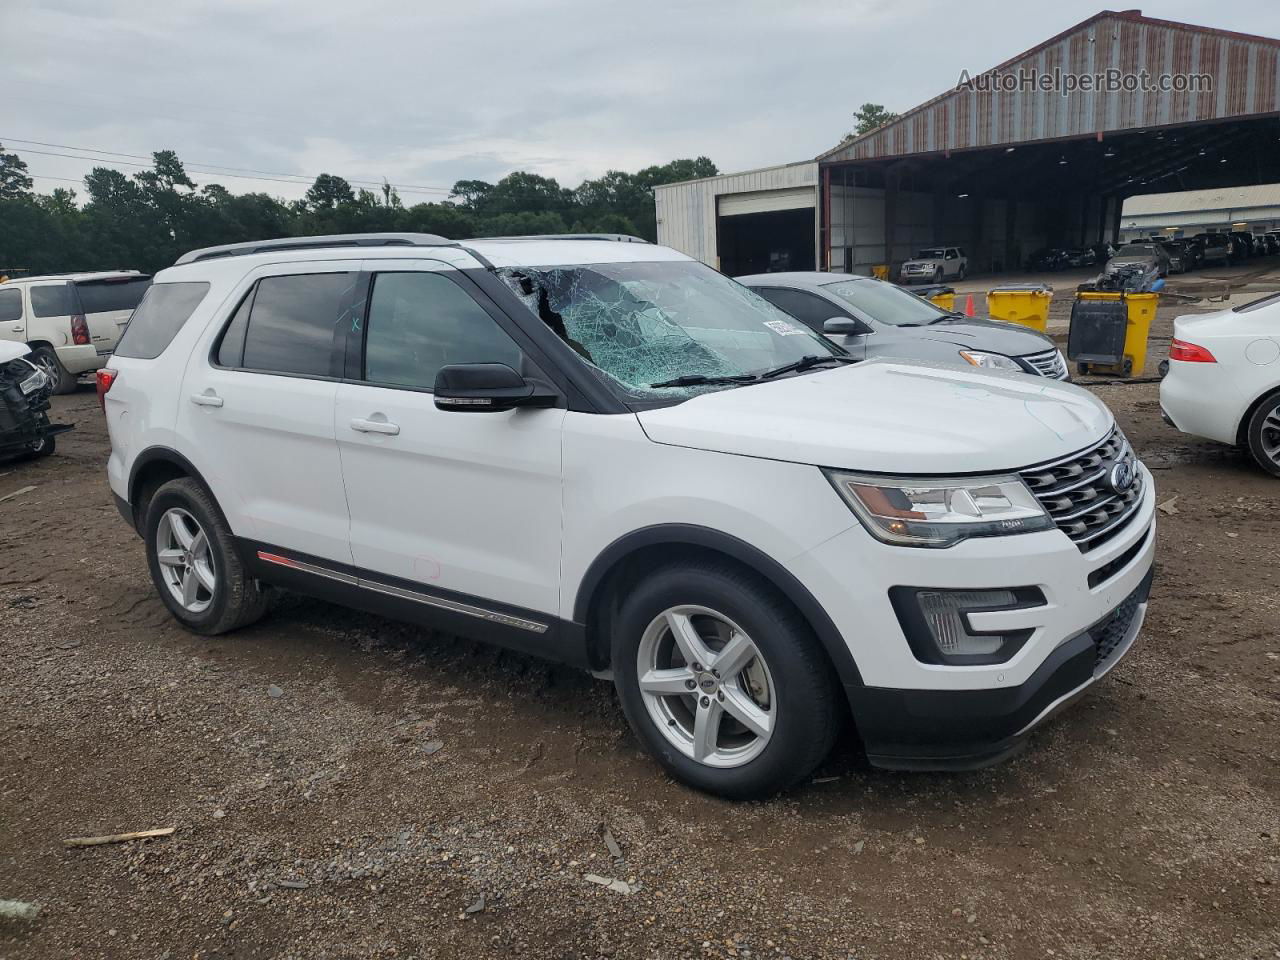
[0,144,717,276]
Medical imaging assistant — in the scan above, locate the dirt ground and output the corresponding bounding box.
[1,294,1278,960]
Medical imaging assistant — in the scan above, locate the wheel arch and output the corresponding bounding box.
[1235,382,1280,447]
[573,524,866,692]
[126,446,220,533]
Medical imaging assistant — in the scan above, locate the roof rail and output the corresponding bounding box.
[471,233,651,244]
[173,233,459,266]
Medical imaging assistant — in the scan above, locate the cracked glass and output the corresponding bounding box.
[497,260,840,401]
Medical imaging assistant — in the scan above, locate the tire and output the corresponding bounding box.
[1077,362,1090,377]
[28,346,76,395]
[143,477,269,634]
[611,561,840,799]
[933,267,943,283]
[1245,392,1280,478]
[958,265,967,280]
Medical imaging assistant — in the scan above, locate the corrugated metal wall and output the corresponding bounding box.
[654,162,818,265]
[822,12,1280,163]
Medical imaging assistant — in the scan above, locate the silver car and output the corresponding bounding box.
[739,272,1068,379]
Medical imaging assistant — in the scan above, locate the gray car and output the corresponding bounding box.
[738,272,1068,379]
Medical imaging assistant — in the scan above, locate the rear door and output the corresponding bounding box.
[177,261,359,564]
[0,286,22,344]
[75,276,153,352]
[334,258,565,617]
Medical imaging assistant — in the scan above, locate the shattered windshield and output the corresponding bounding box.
[497,260,840,401]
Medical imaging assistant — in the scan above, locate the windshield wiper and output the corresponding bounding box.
[927,312,968,324]
[649,373,759,389]
[758,355,856,380]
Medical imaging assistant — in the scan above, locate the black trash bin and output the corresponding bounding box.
[1067,296,1129,376]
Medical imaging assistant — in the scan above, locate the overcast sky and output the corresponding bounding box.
[3,0,1277,204]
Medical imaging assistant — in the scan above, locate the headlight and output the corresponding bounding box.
[959,350,1023,372]
[825,471,1055,547]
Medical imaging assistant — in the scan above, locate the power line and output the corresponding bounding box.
[0,137,454,196]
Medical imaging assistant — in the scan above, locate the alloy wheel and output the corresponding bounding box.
[636,605,776,768]
[155,507,216,614]
[1260,404,1280,467]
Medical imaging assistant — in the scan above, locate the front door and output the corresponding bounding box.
[334,259,565,617]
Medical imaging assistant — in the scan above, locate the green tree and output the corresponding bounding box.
[0,144,34,200]
[304,173,356,211]
[847,103,898,139]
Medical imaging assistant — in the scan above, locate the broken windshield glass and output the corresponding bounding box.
[497,260,840,401]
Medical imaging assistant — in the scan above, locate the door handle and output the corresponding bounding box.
[350,417,399,436]
[9,324,22,332]
[190,392,224,408]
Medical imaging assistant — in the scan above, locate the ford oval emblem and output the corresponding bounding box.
[1108,459,1135,494]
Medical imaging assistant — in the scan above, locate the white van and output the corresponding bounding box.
[0,271,152,392]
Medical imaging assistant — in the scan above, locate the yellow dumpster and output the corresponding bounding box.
[872,264,889,281]
[986,284,1054,333]
[1069,291,1157,376]
[912,284,955,312]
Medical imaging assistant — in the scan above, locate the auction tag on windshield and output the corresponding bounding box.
[764,319,807,336]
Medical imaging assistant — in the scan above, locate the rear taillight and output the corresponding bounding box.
[95,368,117,409]
[71,313,90,345]
[1169,338,1217,363]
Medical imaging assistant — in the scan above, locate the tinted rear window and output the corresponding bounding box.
[241,272,354,377]
[0,287,21,323]
[30,283,77,317]
[75,277,152,314]
[114,282,211,360]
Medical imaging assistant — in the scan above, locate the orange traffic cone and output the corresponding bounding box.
[965,293,976,317]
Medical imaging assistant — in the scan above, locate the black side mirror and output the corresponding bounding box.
[823,317,864,336]
[433,363,557,413]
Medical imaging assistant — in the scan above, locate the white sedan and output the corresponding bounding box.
[1160,292,1280,477]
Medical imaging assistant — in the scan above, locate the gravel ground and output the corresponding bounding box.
[1,295,1277,959]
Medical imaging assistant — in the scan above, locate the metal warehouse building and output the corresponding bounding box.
[1120,182,1280,240]
[657,9,1280,277]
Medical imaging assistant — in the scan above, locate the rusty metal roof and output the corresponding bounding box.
[821,10,1280,164]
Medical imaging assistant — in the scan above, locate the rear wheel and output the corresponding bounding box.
[28,346,75,395]
[1246,393,1280,478]
[611,561,839,799]
[143,478,268,634]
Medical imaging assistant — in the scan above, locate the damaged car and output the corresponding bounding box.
[0,341,71,461]
[105,233,1155,800]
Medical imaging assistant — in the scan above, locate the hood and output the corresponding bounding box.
[636,359,1112,474]
[898,317,1055,355]
[903,258,942,267]
[0,341,32,363]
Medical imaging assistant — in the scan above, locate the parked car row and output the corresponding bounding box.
[1027,232,1279,280]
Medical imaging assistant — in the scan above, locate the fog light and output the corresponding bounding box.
[890,586,1043,665]
[917,590,1016,657]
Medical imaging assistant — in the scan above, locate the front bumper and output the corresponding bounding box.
[855,569,1151,769]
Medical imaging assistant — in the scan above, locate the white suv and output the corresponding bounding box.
[899,246,967,285]
[102,234,1156,798]
[0,271,152,392]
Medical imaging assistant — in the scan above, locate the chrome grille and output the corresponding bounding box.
[1020,348,1069,380]
[1020,429,1144,552]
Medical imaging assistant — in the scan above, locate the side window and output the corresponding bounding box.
[113,282,210,359]
[945,249,957,260]
[29,283,77,318]
[0,287,21,324]
[241,272,354,377]
[363,271,522,390]
[753,287,842,334]
[216,288,255,368]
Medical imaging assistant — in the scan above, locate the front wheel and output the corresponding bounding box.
[26,434,55,459]
[143,477,269,634]
[611,562,839,799]
[933,267,943,283]
[1246,393,1280,478]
